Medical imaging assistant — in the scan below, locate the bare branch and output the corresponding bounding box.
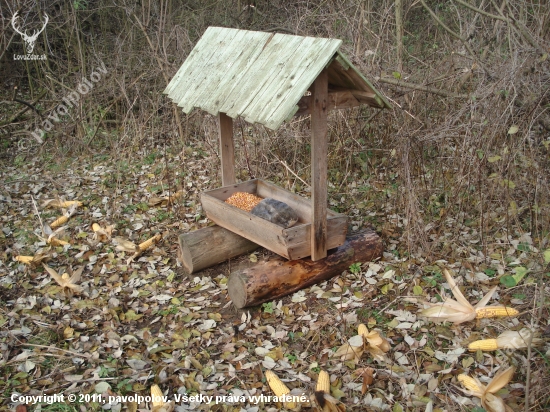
[378,77,469,99]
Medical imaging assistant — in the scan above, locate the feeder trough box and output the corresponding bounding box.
[200,179,348,260]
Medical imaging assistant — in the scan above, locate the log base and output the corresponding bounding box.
[227,229,383,309]
[178,225,259,276]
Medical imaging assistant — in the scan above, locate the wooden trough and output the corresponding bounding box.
[201,179,347,260]
[165,27,391,307]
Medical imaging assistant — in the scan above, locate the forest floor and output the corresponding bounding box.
[0,147,548,412]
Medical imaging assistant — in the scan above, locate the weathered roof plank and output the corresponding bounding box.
[225,34,306,120]
[166,27,233,102]
[263,38,342,129]
[201,31,273,115]
[243,36,324,125]
[175,29,243,112]
[164,27,390,130]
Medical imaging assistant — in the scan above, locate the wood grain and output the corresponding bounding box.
[310,69,329,261]
[218,112,235,186]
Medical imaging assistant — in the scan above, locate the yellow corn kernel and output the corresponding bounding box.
[468,339,499,352]
[265,370,296,408]
[475,306,519,319]
[316,370,330,394]
[15,255,34,264]
[225,192,263,212]
[150,384,164,407]
[457,374,482,392]
[138,234,161,251]
[357,323,369,339]
[50,215,69,229]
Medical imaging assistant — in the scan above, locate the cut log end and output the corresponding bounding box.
[178,225,259,276]
[228,229,383,309]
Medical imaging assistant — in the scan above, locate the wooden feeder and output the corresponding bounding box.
[166,27,390,306]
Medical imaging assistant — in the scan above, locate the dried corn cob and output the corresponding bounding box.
[225,192,263,212]
[265,370,296,409]
[47,237,70,246]
[457,374,483,393]
[475,306,519,319]
[50,215,69,229]
[138,234,162,251]
[316,370,330,393]
[150,385,164,407]
[15,255,34,264]
[469,339,499,351]
[468,329,542,352]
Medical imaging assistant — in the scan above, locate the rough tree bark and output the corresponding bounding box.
[227,229,383,309]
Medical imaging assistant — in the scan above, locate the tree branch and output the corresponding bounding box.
[419,0,490,74]
[378,77,469,99]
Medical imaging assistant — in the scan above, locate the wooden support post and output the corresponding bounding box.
[310,69,329,261]
[227,229,383,309]
[219,112,235,186]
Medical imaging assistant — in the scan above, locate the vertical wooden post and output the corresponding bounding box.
[310,69,328,261]
[218,112,235,186]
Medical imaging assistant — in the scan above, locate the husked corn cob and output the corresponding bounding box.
[138,234,162,251]
[59,200,82,208]
[48,237,69,246]
[50,215,69,229]
[469,339,499,351]
[265,370,296,409]
[316,370,330,393]
[457,374,483,393]
[468,329,542,352]
[225,192,263,212]
[150,385,164,407]
[475,306,519,319]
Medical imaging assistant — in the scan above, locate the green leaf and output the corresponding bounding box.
[349,262,362,274]
[380,283,393,295]
[392,71,401,79]
[508,125,519,134]
[413,285,423,295]
[500,179,516,189]
[500,275,517,288]
[512,266,529,284]
[487,155,501,163]
[392,403,404,412]
[124,309,143,321]
[517,243,530,252]
[543,249,550,263]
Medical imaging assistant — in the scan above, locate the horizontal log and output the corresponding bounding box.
[228,229,383,309]
[178,225,259,276]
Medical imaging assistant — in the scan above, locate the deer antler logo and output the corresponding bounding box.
[11,11,49,54]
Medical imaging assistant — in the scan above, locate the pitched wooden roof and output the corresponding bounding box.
[164,27,390,130]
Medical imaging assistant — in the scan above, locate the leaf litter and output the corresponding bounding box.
[0,151,548,412]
